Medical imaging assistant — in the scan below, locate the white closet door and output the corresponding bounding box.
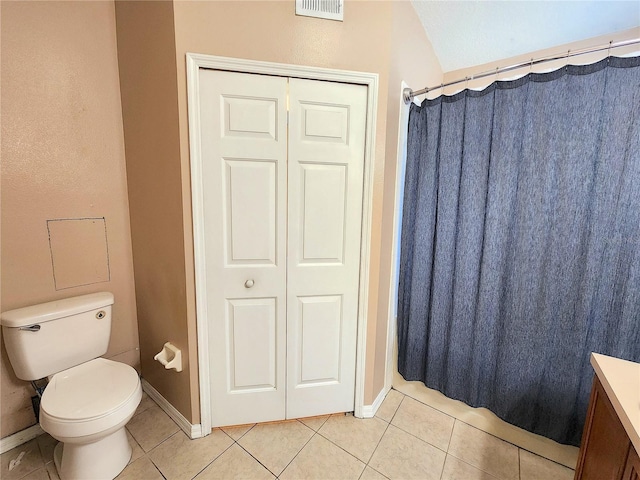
[286,78,368,418]
[199,69,288,426]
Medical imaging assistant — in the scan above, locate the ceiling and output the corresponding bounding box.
[410,1,640,72]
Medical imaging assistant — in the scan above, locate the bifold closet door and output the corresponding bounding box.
[286,78,367,418]
[199,69,367,426]
[199,69,288,426]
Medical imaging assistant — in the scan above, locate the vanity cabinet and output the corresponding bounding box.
[575,354,640,480]
[575,378,637,479]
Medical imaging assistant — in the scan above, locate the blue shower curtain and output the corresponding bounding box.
[397,57,640,446]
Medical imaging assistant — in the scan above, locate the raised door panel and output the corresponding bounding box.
[226,298,277,391]
[286,78,368,419]
[300,164,347,263]
[224,159,277,265]
[297,295,343,384]
[223,96,278,140]
[301,103,349,144]
[199,69,287,426]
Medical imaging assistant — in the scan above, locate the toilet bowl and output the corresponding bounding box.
[0,292,142,480]
[40,358,142,480]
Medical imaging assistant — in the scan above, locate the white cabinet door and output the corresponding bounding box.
[286,78,367,418]
[199,70,367,425]
[199,69,288,426]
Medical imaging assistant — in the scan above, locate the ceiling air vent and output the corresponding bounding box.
[296,0,344,21]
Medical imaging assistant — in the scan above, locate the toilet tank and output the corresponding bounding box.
[1,292,114,381]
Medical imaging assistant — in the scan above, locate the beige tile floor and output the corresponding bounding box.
[2,389,575,480]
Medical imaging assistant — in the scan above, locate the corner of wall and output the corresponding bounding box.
[367,0,443,404]
[114,0,197,425]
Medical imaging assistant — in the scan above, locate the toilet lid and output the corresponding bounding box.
[41,358,140,421]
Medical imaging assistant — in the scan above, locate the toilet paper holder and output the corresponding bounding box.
[154,342,182,372]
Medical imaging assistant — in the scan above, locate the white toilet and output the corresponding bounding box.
[1,292,142,480]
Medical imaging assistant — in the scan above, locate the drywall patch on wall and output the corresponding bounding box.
[47,217,111,290]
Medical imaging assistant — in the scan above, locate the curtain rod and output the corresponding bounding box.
[403,37,640,104]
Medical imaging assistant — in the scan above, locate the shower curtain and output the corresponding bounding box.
[397,57,640,446]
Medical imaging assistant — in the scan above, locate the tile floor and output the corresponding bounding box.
[2,389,575,480]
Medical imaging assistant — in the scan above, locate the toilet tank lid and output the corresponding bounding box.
[1,292,114,328]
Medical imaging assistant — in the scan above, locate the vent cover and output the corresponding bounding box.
[296,0,344,21]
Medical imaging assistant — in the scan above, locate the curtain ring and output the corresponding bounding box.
[529,58,534,75]
[465,76,469,91]
[565,50,570,71]
[607,40,612,63]
[441,83,444,97]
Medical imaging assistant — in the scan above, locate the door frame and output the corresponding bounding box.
[186,53,379,435]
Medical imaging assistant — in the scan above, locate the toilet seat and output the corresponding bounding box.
[40,358,141,438]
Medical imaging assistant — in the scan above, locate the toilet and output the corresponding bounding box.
[1,292,142,480]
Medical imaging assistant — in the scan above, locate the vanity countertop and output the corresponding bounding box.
[591,352,640,454]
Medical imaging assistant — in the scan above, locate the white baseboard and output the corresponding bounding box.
[360,385,390,418]
[141,379,204,439]
[0,424,44,454]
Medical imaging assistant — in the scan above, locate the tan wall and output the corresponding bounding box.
[1,1,138,438]
[114,0,439,424]
[171,0,440,407]
[114,0,197,423]
[372,1,443,399]
[172,0,395,410]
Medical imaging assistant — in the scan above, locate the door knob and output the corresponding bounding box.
[244,279,255,288]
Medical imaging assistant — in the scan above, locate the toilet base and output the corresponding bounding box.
[53,427,132,480]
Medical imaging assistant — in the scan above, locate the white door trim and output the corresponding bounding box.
[186,53,379,435]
